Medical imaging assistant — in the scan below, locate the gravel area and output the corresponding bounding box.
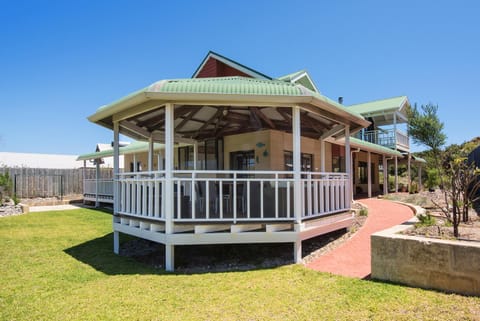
[385,190,480,242]
[0,204,23,217]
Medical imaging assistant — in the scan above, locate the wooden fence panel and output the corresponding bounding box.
[0,167,113,198]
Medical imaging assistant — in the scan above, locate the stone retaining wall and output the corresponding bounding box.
[371,220,480,296]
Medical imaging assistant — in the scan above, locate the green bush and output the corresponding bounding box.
[12,194,20,205]
[425,168,440,190]
[0,172,13,201]
[415,213,436,227]
[359,207,368,216]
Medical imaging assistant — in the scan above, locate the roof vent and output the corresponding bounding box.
[338,97,344,104]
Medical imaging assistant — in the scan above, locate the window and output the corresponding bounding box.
[129,161,141,172]
[358,161,375,184]
[332,156,345,172]
[230,150,255,171]
[178,146,194,170]
[284,151,313,171]
[195,139,224,170]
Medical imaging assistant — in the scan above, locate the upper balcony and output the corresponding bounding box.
[347,96,411,152]
[356,128,409,152]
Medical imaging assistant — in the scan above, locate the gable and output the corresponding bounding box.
[195,57,252,78]
[295,75,317,92]
[278,70,320,93]
[192,51,271,79]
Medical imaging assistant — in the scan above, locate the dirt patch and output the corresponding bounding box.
[384,191,480,242]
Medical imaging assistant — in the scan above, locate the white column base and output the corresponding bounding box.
[293,240,302,264]
[113,230,120,254]
[165,244,175,271]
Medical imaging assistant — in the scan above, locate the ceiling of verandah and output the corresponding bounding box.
[118,103,344,142]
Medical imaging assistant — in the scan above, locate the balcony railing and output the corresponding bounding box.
[357,129,409,150]
[114,170,349,223]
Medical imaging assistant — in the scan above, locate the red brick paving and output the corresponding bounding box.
[306,198,413,279]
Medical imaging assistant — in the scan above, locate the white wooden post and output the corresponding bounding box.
[292,106,302,263]
[395,156,398,192]
[113,121,120,254]
[367,151,372,198]
[383,155,388,195]
[193,141,198,170]
[164,103,175,271]
[393,112,397,149]
[148,136,154,172]
[95,160,100,208]
[83,160,87,205]
[344,125,351,203]
[320,139,326,172]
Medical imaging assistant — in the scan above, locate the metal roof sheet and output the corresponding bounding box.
[148,77,303,96]
[348,96,408,115]
[77,141,163,161]
[349,137,404,157]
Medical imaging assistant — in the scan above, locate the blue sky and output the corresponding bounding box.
[1,0,479,155]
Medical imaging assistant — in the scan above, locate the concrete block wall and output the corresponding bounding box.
[371,222,480,296]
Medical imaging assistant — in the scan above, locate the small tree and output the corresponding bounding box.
[433,154,480,237]
[0,171,13,202]
[408,103,450,205]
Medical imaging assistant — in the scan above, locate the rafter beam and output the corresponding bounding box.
[119,120,151,139]
[252,107,276,129]
[321,124,345,140]
[113,100,164,123]
[175,108,202,131]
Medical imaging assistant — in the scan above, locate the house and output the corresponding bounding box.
[83,51,423,271]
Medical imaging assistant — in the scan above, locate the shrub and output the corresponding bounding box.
[12,194,20,205]
[416,213,436,227]
[359,207,368,216]
[0,172,13,201]
[425,168,440,191]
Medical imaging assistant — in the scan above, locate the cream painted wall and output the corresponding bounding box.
[224,130,329,171]
[223,130,271,170]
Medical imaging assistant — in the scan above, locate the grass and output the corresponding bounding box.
[1,209,480,321]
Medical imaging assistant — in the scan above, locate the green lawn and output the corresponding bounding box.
[1,209,479,321]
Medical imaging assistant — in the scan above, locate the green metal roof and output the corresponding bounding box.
[77,141,164,161]
[348,96,408,116]
[412,155,427,164]
[93,76,365,119]
[278,70,318,93]
[350,137,404,157]
[278,70,307,81]
[148,77,303,96]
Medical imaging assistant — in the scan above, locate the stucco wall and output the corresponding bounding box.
[224,130,327,171]
[371,223,480,296]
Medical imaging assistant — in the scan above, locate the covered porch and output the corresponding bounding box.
[87,77,369,271]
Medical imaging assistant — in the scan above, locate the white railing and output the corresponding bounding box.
[396,130,409,149]
[84,179,114,198]
[358,129,409,150]
[115,170,350,223]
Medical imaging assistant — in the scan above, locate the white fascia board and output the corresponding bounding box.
[291,71,320,93]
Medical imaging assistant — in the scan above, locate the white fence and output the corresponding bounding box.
[115,170,349,223]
